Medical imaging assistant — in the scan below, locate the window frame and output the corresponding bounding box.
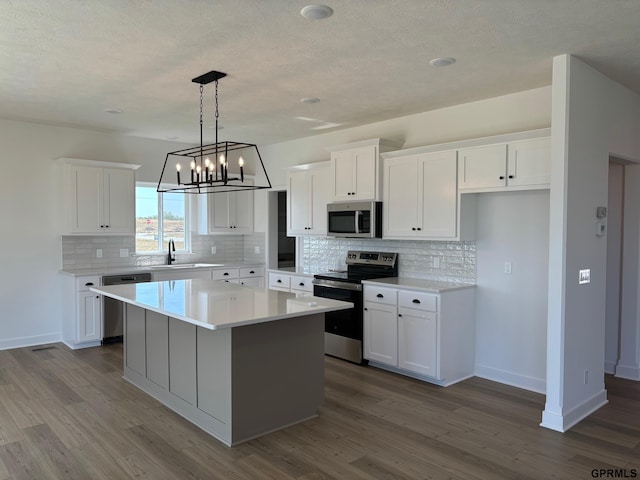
[135,181,191,254]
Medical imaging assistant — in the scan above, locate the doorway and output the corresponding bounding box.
[266,190,297,270]
[605,161,624,374]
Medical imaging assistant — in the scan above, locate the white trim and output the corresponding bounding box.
[381,128,551,159]
[475,364,546,394]
[540,389,608,432]
[604,360,617,375]
[0,333,62,351]
[615,363,640,380]
[57,157,141,170]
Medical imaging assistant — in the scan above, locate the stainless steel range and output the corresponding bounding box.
[313,251,398,364]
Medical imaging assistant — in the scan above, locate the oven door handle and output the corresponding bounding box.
[313,279,362,291]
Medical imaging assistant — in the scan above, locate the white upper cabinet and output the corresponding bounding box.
[328,138,399,202]
[383,150,466,240]
[201,178,254,234]
[61,159,139,235]
[506,138,551,188]
[287,162,331,235]
[458,137,550,192]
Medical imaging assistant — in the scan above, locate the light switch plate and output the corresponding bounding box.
[254,246,261,254]
[579,268,591,284]
[120,248,129,258]
[504,261,512,274]
[211,246,217,254]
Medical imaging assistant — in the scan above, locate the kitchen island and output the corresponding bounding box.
[91,279,352,446]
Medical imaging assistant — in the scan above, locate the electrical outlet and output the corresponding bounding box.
[211,246,217,254]
[504,261,512,274]
[119,248,129,258]
[255,246,260,254]
[433,256,440,268]
[96,249,103,259]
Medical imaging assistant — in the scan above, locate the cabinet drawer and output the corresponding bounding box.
[77,276,101,291]
[398,290,437,312]
[364,286,397,305]
[290,275,313,293]
[269,273,291,290]
[239,266,264,278]
[212,268,239,281]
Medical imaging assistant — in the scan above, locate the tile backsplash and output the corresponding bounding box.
[302,237,476,283]
[61,232,265,270]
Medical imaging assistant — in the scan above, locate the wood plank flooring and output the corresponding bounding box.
[0,343,638,479]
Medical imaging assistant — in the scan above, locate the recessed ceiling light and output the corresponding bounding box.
[300,4,333,20]
[166,136,179,140]
[429,57,456,67]
[301,97,320,104]
[105,108,124,114]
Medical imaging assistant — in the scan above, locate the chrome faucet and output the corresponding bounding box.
[167,239,176,265]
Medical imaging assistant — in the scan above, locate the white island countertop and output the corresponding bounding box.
[91,279,352,330]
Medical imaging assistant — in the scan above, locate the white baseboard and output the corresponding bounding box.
[475,364,546,394]
[615,363,640,380]
[604,360,617,375]
[0,333,62,351]
[540,389,608,432]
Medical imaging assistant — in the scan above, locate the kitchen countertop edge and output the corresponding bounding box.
[361,277,476,293]
[60,262,266,277]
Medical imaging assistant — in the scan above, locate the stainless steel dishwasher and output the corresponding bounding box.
[101,273,152,344]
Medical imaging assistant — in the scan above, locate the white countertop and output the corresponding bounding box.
[362,277,476,293]
[91,279,352,330]
[60,262,265,277]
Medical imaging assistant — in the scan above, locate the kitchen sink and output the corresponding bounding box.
[147,263,223,269]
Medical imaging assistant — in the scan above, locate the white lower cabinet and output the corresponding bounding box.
[239,266,265,288]
[363,282,475,386]
[62,275,103,349]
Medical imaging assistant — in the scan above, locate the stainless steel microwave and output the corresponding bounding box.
[327,201,382,238]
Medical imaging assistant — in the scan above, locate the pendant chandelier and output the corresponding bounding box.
[157,70,272,194]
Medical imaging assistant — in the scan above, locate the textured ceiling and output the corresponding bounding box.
[1,0,640,146]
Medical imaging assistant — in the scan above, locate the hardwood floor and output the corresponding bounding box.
[0,343,638,480]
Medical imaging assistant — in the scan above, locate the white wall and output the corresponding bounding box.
[0,118,190,349]
[475,190,550,393]
[542,55,640,432]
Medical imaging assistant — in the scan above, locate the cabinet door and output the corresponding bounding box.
[169,318,197,405]
[233,181,254,233]
[69,165,103,233]
[103,168,135,233]
[458,144,507,190]
[77,291,102,342]
[363,302,397,366]
[398,308,437,377]
[210,192,232,231]
[331,150,355,201]
[287,169,311,235]
[352,145,377,200]
[240,276,264,288]
[507,138,551,188]
[418,150,458,238]
[383,156,419,238]
[309,166,331,234]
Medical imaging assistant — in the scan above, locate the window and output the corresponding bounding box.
[135,183,189,253]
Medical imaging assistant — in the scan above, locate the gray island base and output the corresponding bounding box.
[91,279,352,446]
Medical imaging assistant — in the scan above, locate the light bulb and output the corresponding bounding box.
[204,157,210,168]
[219,154,226,165]
[176,163,182,171]
[238,156,244,167]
